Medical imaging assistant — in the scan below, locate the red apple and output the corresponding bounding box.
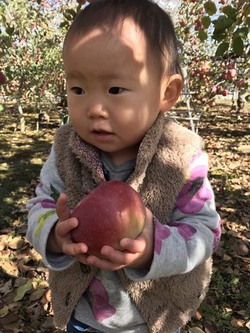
[222,89,229,96]
[229,63,236,70]
[0,71,6,84]
[223,72,228,80]
[208,100,216,107]
[227,68,237,79]
[200,61,209,72]
[71,180,146,257]
[236,79,246,87]
[179,20,186,28]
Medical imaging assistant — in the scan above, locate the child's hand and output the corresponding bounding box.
[84,208,154,271]
[47,193,88,256]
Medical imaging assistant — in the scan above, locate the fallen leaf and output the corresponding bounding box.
[1,260,19,277]
[236,310,247,317]
[0,280,13,296]
[238,145,250,153]
[14,279,33,301]
[204,322,217,333]
[230,318,244,328]
[43,289,52,303]
[224,267,234,274]
[29,288,47,301]
[18,262,34,273]
[42,316,55,328]
[223,254,231,261]
[195,311,203,320]
[0,305,9,318]
[0,240,6,250]
[39,281,49,289]
[0,312,19,325]
[234,240,249,256]
[189,328,205,333]
[8,236,24,250]
[1,321,22,332]
[225,307,233,313]
[14,276,29,288]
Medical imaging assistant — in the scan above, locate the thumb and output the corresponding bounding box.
[56,193,71,221]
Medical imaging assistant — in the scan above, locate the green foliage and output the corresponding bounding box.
[232,36,244,56]
[215,42,230,57]
[0,0,249,117]
[0,0,78,116]
[176,0,249,108]
[204,1,217,16]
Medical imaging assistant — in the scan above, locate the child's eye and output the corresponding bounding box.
[108,87,124,95]
[72,87,85,95]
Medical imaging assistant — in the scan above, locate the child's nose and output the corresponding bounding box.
[87,100,108,118]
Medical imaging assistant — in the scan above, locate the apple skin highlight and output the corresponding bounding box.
[71,180,146,258]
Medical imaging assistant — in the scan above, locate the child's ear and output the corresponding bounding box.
[160,74,183,112]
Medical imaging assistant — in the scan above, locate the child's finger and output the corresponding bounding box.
[100,245,141,267]
[56,217,78,237]
[120,237,146,253]
[86,254,125,271]
[56,193,71,221]
[62,242,88,257]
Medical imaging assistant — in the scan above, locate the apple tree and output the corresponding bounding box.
[176,0,249,109]
[0,0,79,130]
[1,0,248,130]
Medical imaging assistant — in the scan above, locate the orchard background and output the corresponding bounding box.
[0,1,249,332]
[0,0,249,127]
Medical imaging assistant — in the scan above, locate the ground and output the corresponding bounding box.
[0,102,249,333]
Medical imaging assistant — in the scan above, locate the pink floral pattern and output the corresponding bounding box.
[212,225,221,250]
[40,199,56,208]
[88,278,116,322]
[176,152,213,214]
[154,220,171,255]
[170,222,197,240]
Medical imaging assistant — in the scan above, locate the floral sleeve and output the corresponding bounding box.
[26,146,75,270]
[125,150,221,280]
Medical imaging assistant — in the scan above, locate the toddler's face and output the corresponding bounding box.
[64,18,168,165]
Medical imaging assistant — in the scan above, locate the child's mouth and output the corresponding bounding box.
[91,129,114,142]
[93,130,111,134]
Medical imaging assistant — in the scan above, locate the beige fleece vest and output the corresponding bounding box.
[49,113,212,333]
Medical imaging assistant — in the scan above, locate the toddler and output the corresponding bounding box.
[26,0,221,332]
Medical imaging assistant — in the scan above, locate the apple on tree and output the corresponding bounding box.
[208,100,216,107]
[0,71,6,84]
[236,79,246,87]
[222,89,229,96]
[227,68,237,79]
[71,180,146,258]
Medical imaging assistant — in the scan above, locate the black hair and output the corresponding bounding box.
[63,0,182,77]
